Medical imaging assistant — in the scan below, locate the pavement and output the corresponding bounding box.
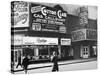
[12,57,97,73]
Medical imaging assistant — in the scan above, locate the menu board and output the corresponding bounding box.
[29,3,67,33]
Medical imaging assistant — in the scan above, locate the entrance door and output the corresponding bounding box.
[14,50,18,65]
[14,49,22,65]
[82,46,89,58]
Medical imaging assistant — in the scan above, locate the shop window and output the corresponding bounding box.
[39,48,48,55]
[23,48,34,56]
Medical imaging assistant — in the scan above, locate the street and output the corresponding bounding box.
[15,60,97,74]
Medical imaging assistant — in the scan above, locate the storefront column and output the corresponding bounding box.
[34,48,39,60]
[58,45,61,58]
[80,45,83,58]
[48,47,50,57]
[34,48,39,56]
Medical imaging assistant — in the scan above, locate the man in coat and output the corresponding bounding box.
[16,56,22,68]
[22,55,30,74]
[51,51,59,72]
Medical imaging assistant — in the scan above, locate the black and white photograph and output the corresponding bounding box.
[11,1,97,74]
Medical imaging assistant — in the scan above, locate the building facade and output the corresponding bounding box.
[11,1,72,66]
[67,7,97,59]
[11,1,97,67]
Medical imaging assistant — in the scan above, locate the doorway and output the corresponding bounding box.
[82,46,89,58]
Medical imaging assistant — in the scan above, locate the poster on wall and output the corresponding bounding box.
[29,3,67,33]
[11,1,29,28]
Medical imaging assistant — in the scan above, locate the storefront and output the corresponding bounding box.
[22,37,59,61]
[71,29,97,59]
[11,35,23,65]
[60,38,72,60]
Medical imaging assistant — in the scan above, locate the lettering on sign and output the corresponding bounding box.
[30,4,67,33]
[11,1,29,27]
[61,39,71,45]
[86,29,97,40]
[37,38,47,43]
[71,29,86,42]
[14,14,28,25]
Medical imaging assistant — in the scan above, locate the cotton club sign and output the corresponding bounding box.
[30,4,67,33]
[31,5,67,19]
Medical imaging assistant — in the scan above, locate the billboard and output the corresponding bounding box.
[11,1,29,28]
[29,3,67,33]
[86,29,97,40]
[71,29,97,42]
[71,29,86,42]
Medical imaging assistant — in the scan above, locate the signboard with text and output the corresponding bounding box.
[86,29,97,40]
[23,37,58,45]
[11,1,29,28]
[29,3,67,33]
[79,7,88,27]
[61,38,71,45]
[13,35,23,45]
[71,29,86,42]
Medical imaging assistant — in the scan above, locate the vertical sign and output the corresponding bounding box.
[11,1,29,27]
[79,7,88,27]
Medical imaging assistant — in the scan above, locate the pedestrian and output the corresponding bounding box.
[16,56,22,68]
[22,55,30,74]
[51,51,59,72]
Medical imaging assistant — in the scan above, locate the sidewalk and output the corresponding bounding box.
[13,58,97,72]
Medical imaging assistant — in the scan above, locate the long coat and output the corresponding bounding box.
[22,57,29,70]
[52,56,59,71]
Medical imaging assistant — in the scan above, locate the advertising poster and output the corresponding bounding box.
[29,3,67,33]
[86,29,97,40]
[71,29,86,42]
[11,1,29,28]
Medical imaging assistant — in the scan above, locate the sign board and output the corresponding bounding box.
[79,7,88,27]
[71,29,86,42]
[11,1,29,27]
[13,35,23,45]
[86,29,97,40]
[23,37,58,45]
[30,3,67,33]
[61,38,71,45]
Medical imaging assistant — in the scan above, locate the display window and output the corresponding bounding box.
[22,45,58,61]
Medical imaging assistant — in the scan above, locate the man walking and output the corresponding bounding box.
[16,56,22,68]
[51,51,59,72]
[22,55,30,74]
